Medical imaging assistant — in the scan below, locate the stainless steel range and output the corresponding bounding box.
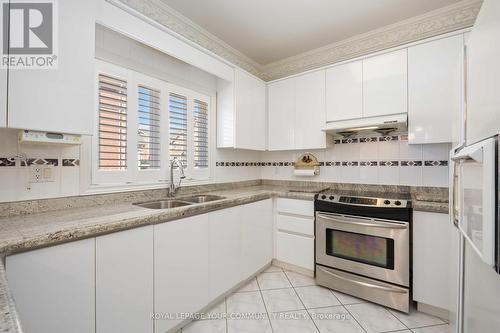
[314,191,412,313]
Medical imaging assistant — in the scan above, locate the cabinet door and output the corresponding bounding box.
[209,206,242,299]
[412,212,451,310]
[408,35,463,144]
[241,199,273,277]
[6,239,95,333]
[276,231,314,271]
[0,65,6,127]
[154,214,209,333]
[268,78,295,150]
[326,61,363,122]
[235,69,266,150]
[96,226,153,333]
[8,0,96,134]
[363,49,407,117]
[294,71,326,149]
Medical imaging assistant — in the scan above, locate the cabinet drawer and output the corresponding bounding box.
[276,198,314,217]
[276,231,314,270]
[276,214,314,236]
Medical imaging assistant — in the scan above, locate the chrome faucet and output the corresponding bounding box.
[168,157,186,197]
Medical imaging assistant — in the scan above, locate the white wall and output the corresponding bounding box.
[260,134,450,187]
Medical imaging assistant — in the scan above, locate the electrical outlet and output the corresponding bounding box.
[29,165,55,183]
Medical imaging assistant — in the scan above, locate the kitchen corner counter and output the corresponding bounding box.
[0,181,447,333]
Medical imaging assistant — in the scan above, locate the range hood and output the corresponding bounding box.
[322,113,407,137]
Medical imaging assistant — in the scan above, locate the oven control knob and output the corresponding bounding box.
[395,200,402,206]
[321,195,327,200]
[329,196,334,200]
[384,200,391,205]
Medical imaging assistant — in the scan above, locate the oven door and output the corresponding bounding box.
[316,212,410,286]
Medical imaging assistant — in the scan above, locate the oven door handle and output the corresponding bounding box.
[317,213,408,230]
[317,267,407,294]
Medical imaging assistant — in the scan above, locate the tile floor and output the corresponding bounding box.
[180,265,450,333]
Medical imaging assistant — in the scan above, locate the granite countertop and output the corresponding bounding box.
[0,181,448,333]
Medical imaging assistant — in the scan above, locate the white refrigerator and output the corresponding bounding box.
[450,0,500,332]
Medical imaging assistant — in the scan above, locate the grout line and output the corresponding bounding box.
[407,322,450,331]
[255,273,276,333]
[386,307,411,331]
[342,304,369,333]
[282,269,321,333]
[224,296,228,333]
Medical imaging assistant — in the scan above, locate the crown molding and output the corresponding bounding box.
[117,0,482,81]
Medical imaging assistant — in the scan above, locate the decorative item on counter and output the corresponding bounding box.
[294,152,320,177]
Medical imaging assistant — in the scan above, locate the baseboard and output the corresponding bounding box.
[417,302,450,321]
[272,259,314,277]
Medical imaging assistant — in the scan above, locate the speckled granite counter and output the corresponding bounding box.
[0,180,448,333]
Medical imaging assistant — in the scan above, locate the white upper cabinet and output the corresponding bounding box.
[268,71,326,151]
[326,60,363,122]
[96,226,153,333]
[217,69,266,150]
[295,71,326,150]
[363,49,408,117]
[268,77,295,150]
[0,66,6,127]
[408,35,463,144]
[7,0,96,135]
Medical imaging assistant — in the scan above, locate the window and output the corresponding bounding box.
[93,60,212,186]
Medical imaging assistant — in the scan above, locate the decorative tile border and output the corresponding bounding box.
[216,160,448,167]
[0,158,15,167]
[62,159,80,167]
[21,158,59,167]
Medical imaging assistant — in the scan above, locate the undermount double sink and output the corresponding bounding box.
[133,195,226,209]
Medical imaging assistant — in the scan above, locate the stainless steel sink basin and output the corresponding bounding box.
[180,195,226,204]
[133,199,193,209]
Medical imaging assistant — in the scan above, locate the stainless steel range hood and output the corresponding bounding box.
[322,113,407,137]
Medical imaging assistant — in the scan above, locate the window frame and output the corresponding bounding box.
[92,60,213,187]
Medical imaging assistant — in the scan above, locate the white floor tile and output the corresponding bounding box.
[345,302,407,333]
[226,291,266,315]
[389,308,445,329]
[309,305,365,333]
[270,310,319,333]
[261,288,304,313]
[181,318,226,333]
[237,278,260,293]
[295,286,341,309]
[284,270,317,287]
[203,300,226,320]
[411,324,450,333]
[227,318,273,333]
[257,271,292,290]
[330,290,366,305]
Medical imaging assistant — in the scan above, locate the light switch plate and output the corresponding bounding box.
[30,165,55,183]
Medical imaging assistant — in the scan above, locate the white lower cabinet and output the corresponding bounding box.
[6,239,95,333]
[276,231,315,270]
[241,199,273,277]
[154,214,210,333]
[208,206,243,299]
[413,211,451,310]
[96,226,153,333]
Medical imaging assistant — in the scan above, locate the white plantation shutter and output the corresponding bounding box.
[98,74,127,170]
[168,93,188,167]
[137,86,161,170]
[193,99,209,168]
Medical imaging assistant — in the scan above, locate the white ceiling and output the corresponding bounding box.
[160,0,463,65]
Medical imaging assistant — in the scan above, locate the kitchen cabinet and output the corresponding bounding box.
[241,199,273,277]
[0,66,6,127]
[209,206,243,298]
[7,0,96,134]
[6,239,95,333]
[217,69,266,150]
[96,226,153,333]
[295,71,326,149]
[268,77,295,150]
[363,49,407,118]
[275,198,315,271]
[154,214,210,333]
[268,71,326,151]
[326,60,363,122]
[413,211,451,310]
[408,35,463,144]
